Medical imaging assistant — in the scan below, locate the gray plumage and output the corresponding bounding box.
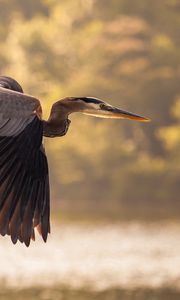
[0,76,149,247]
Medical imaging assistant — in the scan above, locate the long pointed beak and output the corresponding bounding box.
[83,104,150,122]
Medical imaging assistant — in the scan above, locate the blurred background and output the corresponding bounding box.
[0,0,180,299]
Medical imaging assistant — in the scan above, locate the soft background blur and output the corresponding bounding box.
[0,0,180,299]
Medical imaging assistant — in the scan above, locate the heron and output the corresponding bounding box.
[0,76,149,246]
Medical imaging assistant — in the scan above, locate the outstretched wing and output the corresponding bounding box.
[0,88,50,247]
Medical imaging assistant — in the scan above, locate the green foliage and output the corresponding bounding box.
[0,0,179,216]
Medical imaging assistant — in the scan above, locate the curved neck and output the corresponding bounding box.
[42,99,74,137]
[43,104,71,137]
[43,119,71,137]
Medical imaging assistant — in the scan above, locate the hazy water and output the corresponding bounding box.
[0,221,180,291]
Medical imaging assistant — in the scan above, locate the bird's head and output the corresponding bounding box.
[59,97,150,122]
[0,76,23,93]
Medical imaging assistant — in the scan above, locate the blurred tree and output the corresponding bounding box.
[0,0,179,217]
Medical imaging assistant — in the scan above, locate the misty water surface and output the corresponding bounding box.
[0,221,180,290]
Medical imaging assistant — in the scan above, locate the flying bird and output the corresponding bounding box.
[0,76,149,246]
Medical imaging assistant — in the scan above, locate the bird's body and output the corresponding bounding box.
[0,76,149,246]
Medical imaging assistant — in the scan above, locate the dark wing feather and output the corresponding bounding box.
[0,88,50,246]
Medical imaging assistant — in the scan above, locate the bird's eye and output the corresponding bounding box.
[100,103,106,109]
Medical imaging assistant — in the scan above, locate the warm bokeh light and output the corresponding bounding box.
[0,0,180,299]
